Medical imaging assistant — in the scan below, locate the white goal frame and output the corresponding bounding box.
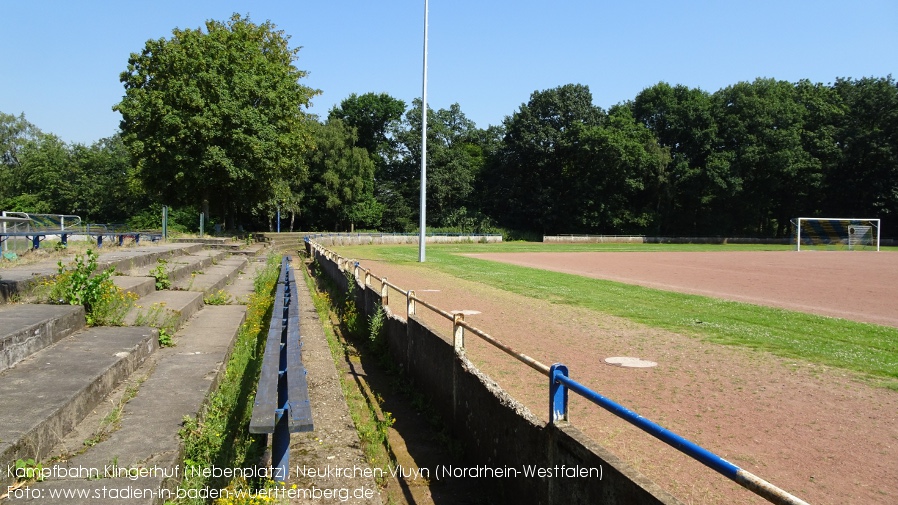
[794,217,881,251]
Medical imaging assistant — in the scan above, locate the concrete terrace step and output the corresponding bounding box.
[172,256,248,296]
[126,250,229,285]
[94,243,204,273]
[0,243,204,304]
[124,291,204,333]
[168,238,267,256]
[231,243,267,256]
[169,237,232,245]
[110,276,156,299]
[22,305,248,504]
[0,304,85,372]
[0,326,158,490]
[221,258,267,304]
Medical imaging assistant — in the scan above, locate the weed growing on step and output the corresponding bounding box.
[43,249,136,326]
[133,301,177,333]
[172,254,281,504]
[82,376,146,450]
[151,259,171,290]
[204,289,232,305]
[183,272,197,291]
[158,327,174,347]
[13,458,45,483]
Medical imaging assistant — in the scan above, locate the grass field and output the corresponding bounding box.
[336,242,898,389]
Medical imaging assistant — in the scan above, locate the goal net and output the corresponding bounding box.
[793,217,880,251]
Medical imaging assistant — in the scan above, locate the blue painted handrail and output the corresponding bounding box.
[305,238,809,505]
[550,364,810,505]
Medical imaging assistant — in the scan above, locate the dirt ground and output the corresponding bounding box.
[345,250,898,505]
[466,250,898,327]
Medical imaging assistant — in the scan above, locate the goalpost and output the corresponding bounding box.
[793,217,881,251]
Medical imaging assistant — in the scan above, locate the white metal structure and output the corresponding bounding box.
[793,217,881,251]
[418,0,429,262]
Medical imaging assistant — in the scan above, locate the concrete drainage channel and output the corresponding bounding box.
[289,254,491,505]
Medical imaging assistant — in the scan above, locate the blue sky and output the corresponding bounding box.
[2,0,896,145]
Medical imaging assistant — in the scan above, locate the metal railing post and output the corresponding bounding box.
[549,364,569,423]
[407,290,416,316]
[453,312,465,351]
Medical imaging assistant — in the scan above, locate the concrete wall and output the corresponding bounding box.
[260,232,502,248]
[311,245,681,505]
[545,235,898,246]
[543,235,795,245]
[543,235,646,244]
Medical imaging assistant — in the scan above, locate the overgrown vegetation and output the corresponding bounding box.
[157,327,174,348]
[368,303,386,353]
[171,254,282,504]
[204,289,233,305]
[151,258,171,290]
[131,301,178,345]
[303,259,396,487]
[43,249,136,326]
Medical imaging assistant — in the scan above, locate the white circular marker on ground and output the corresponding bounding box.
[604,357,657,368]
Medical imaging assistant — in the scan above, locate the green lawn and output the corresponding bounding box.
[334,242,898,389]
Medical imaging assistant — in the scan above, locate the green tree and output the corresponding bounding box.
[114,14,318,229]
[71,135,147,223]
[328,92,406,166]
[632,83,736,234]
[551,107,669,234]
[1,112,38,209]
[3,132,76,214]
[713,78,819,236]
[793,79,845,218]
[830,76,898,236]
[488,84,605,233]
[303,119,379,231]
[394,100,486,228]
[329,92,408,231]
[1,112,39,169]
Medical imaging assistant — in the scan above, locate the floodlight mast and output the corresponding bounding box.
[418,0,429,262]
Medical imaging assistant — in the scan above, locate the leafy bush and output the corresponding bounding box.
[47,249,136,326]
[150,259,171,290]
[126,205,203,233]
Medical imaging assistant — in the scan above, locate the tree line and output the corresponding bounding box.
[2,14,896,238]
[308,76,898,239]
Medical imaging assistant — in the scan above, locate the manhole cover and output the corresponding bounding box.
[604,357,657,368]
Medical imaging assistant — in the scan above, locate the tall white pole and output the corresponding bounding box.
[418,0,429,262]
